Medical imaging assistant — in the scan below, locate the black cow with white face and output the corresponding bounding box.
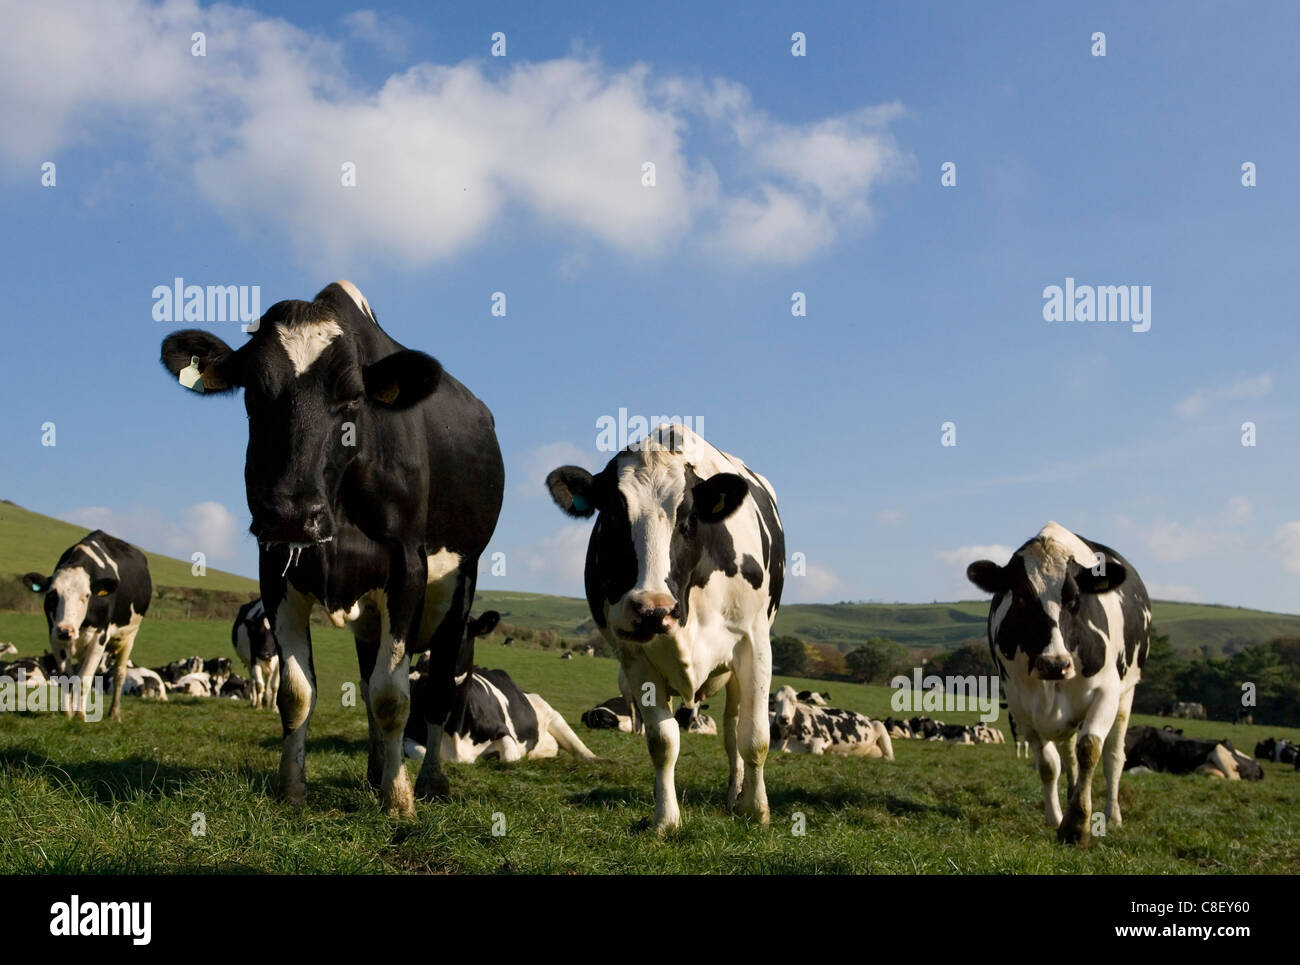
[22,531,152,721]
[232,598,279,709]
[547,424,784,831]
[160,281,503,816]
[967,522,1150,844]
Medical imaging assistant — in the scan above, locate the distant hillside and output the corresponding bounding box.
[5,500,1298,656]
[0,500,256,594]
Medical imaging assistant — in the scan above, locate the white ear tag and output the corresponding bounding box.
[179,356,204,392]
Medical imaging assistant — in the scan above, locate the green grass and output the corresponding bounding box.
[1,613,1298,874]
[0,500,255,593]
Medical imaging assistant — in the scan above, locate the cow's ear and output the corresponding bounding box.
[90,577,118,597]
[161,330,241,392]
[547,466,598,518]
[692,473,748,523]
[21,572,48,594]
[966,560,1008,595]
[469,611,501,638]
[363,350,442,409]
[1075,559,1126,594]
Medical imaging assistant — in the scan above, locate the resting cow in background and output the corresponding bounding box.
[968,522,1150,844]
[160,280,503,816]
[232,599,280,709]
[769,686,894,758]
[22,531,153,721]
[548,424,784,831]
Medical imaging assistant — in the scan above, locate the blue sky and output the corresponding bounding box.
[2,1,1298,611]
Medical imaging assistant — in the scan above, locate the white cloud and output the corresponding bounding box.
[1176,372,1271,418]
[514,441,590,500]
[785,562,840,603]
[1143,520,1213,564]
[935,545,1014,567]
[1146,582,1203,603]
[340,10,408,60]
[514,524,591,589]
[0,1,909,267]
[59,501,243,564]
[1275,522,1300,573]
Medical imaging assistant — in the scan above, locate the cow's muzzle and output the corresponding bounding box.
[1033,655,1072,680]
[617,593,679,642]
[251,492,334,544]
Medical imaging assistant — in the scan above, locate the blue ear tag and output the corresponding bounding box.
[571,494,588,512]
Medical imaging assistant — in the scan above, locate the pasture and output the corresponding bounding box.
[0,610,1297,874]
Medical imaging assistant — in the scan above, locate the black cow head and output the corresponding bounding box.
[546,428,748,643]
[967,527,1127,681]
[159,282,441,547]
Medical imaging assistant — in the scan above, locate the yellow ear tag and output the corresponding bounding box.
[712,495,726,515]
[96,589,109,597]
[179,356,204,393]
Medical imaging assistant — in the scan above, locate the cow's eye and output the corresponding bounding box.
[335,397,362,413]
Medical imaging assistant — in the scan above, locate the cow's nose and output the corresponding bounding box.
[628,594,678,636]
[55,626,74,641]
[1034,655,1071,679]
[254,492,333,542]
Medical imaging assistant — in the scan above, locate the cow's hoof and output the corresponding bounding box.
[414,773,451,800]
[383,792,416,820]
[1056,819,1090,846]
[281,788,307,807]
[654,819,681,836]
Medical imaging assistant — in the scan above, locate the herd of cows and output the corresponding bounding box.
[3,281,1297,848]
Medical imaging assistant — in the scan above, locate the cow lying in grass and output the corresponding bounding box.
[404,613,596,764]
[1125,726,1262,780]
[1254,737,1298,766]
[769,686,893,759]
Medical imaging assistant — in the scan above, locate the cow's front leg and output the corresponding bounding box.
[72,634,108,721]
[1059,694,1118,845]
[628,664,680,832]
[1104,688,1135,828]
[723,671,743,809]
[351,609,384,790]
[734,630,771,825]
[370,549,425,818]
[1028,731,1063,828]
[272,586,316,806]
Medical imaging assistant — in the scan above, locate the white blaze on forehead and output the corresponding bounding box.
[335,279,375,321]
[1022,520,1095,596]
[277,319,343,376]
[50,566,92,629]
[617,460,687,596]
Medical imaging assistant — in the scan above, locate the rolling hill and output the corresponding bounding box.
[4,500,1298,656]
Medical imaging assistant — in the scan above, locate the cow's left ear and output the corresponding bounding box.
[692,473,749,523]
[363,350,442,409]
[1075,559,1126,594]
[468,611,501,639]
[21,572,48,594]
[90,577,118,597]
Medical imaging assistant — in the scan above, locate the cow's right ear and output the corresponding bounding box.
[547,466,598,518]
[21,572,48,594]
[966,560,1008,595]
[161,330,240,393]
[468,611,501,638]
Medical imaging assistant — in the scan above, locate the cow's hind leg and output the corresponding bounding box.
[72,635,108,721]
[1029,732,1063,829]
[1104,688,1135,828]
[273,588,316,806]
[350,605,384,790]
[107,627,139,722]
[414,569,471,800]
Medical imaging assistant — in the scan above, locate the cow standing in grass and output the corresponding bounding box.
[160,281,503,816]
[22,531,152,721]
[547,424,784,831]
[967,522,1150,844]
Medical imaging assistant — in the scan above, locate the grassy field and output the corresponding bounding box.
[1,611,1297,874]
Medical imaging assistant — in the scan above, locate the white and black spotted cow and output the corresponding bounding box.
[160,281,503,816]
[405,612,596,763]
[967,521,1150,844]
[22,531,152,721]
[769,686,894,758]
[547,424,784,831]
[232,599,280,709]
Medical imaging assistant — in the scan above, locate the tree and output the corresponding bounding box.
[845,636,910,683]
[771,635,811,676]
[1131,625,1182,714]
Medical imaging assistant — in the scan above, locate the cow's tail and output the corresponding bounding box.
[537,698,598,760]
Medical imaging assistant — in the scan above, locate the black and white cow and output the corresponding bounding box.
[967,521,1150,844]
[22,531,153,721]
[581,695,637,732]
[160,280,503,816]
[547,424,784,831]
[405,612,596,763]
[231,599,280,709]
[1254,737,1299,765]
[769,685,894,758]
